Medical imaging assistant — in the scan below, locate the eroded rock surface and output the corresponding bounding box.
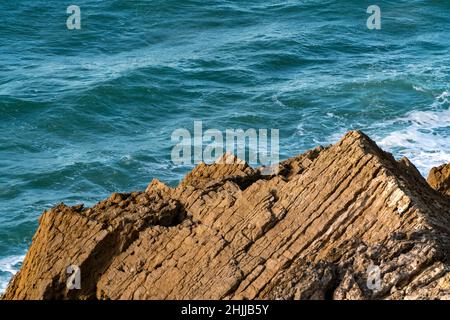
[428,163,450,196]
[3,131,449,300]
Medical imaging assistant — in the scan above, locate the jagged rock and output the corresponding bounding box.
[428,163,450,196]
[2,131,449,300]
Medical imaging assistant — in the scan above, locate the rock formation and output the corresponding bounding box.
[2,131,449,300]
[428,163,450,197]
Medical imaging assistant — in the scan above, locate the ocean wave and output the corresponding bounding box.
[0,254,25,294]
[375,92,450,176]
[323,91,450,177]
[413,85,426,93]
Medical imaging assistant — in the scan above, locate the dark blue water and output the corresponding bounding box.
[0,0,449,291]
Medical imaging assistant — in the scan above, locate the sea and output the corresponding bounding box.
[0,0,449,292]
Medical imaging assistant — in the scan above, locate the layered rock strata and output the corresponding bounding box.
[3,131,449,300]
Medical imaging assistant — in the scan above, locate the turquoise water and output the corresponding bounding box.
[0,1,449,292]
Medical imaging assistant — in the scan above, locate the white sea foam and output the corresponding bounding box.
[412,85,426,92]
[435,90,449,105]
[272,94,287,108]
[377,130,450,176]
[0,255,25,294]
[375,93,450,176]
[322,91,450,177]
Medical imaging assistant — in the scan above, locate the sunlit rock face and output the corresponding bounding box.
[3,131,449,300]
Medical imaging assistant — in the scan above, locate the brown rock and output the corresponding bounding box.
[428,163,450,196]
[2,131,450,300]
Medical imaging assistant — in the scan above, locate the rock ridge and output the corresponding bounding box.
[2,131,449,300]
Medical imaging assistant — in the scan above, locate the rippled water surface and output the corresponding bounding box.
[0,1,449,291]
